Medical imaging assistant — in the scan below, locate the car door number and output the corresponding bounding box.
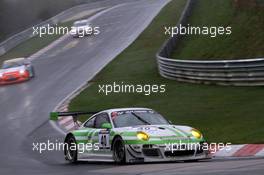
[98,130,110,149]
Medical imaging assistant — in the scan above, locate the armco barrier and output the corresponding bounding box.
[156,0,264,86]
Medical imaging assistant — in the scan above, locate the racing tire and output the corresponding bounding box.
[64,135,78,163]
[112,137,126,164]
[184,159,199,163]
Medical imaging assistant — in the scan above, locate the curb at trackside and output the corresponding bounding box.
[210,144,264,158]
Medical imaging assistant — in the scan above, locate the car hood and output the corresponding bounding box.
[0,65,25,74]
[114,125,194,139]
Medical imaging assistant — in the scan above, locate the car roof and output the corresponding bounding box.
[100,108,153,114]
[74,20,88,24]
[3,58,26,64]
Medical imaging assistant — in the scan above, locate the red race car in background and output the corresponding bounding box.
[0,58,35,85]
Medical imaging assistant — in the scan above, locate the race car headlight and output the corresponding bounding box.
[191,129,202,139]
[0,73,3,78]
[19,70,25,74]
[137,131,149,141]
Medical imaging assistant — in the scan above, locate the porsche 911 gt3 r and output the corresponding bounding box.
[0,58,35,85]
[50,108,210,164]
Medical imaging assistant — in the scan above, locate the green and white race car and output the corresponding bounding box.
[50,108,210,163]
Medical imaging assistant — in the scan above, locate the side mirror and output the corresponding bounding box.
[101,122,112,129]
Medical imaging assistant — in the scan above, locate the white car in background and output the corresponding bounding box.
[70,20,93,38]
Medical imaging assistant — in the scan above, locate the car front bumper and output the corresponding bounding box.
[125,143,211,163]
[0,76,30,85]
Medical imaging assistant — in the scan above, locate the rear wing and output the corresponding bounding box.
[50,111,99,121]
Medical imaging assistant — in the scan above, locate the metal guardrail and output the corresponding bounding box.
[156,0,264,86]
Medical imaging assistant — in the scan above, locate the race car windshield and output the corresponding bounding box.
[2,62,22,69]
[112,111,169,128]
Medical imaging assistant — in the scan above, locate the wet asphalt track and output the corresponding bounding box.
[0,0,263,174]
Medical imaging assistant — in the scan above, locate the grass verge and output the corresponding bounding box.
[172,0,264,60]
[68,0,264,144]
